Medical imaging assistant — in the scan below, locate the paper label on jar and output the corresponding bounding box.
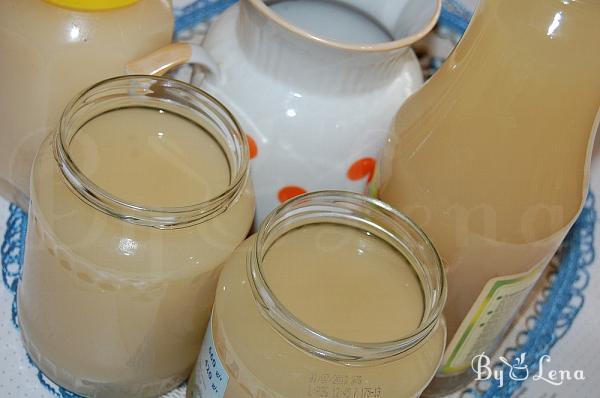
[193,318,229,398]
[439,255,551,374]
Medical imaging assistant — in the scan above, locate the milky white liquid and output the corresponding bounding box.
[189,224,445,398]
[269,0,392,44]
[0,0,173,208]
[18,107,255,397]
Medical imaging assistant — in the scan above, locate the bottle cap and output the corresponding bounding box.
[44,0,140,11]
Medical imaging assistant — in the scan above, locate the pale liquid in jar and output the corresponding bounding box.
[269,0,393,44]
[18,107,254,397]
[189,224,445,397]
[0,0,173,207]
[263,225,424,343]
[375,0,600,390]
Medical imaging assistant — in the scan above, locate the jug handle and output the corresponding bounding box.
[125,42,220,81]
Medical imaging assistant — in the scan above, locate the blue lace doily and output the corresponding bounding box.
[1,1,596,397]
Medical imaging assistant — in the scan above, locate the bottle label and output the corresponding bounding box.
[440,255,551,374]
[193,318,229,398]
[367,162,381,197]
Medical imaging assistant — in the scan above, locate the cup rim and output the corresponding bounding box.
[247,0,442,52]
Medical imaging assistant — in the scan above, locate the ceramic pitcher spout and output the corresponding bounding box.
[243,0,441,52]
[128,0,440,93]
[230,0,441,92]
[127,0,440,224]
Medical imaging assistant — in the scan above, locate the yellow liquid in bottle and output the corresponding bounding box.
[375,0,600,393]
[189,224,445,398]
[19,107,255,397]
[0,0,173,207]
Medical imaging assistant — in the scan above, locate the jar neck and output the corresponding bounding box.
[248,191,446,365]
[54,75,249,229]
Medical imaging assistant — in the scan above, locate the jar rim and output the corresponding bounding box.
[54,75,250,229]
[248,190,447,364]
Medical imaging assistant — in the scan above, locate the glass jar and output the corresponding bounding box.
[0,0,173,208]
[18,76,255,397]
[188,191,446,398]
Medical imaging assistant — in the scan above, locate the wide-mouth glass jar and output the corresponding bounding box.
[18,75,255,397]
[189,191,446,398]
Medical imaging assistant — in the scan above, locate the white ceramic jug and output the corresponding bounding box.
[129,0,440,223]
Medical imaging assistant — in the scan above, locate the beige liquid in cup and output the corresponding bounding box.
[189,224,444,398]
[0,0,173,207]
[19,107,254,397]
[373,0,600,391]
